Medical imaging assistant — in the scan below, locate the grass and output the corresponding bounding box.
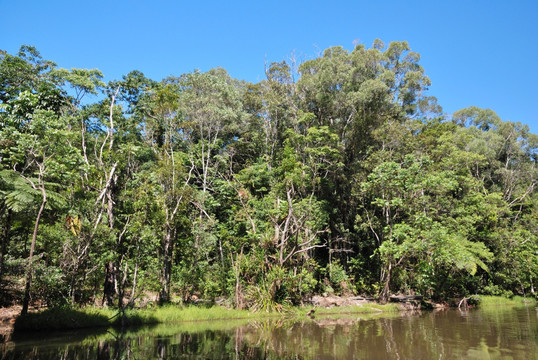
[477,295,536,307]
[12,294,538,335]
[294,303,401,316]
[14,305,263,332]
[106,318,255,339]
[11,299,446,332]
[120,305,256,325]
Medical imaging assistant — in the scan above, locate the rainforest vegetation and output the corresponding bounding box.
[0,41,536,314]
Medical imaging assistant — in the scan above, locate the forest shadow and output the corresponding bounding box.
[12,307,158,333]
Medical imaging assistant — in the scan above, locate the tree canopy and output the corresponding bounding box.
[1,42,536,310]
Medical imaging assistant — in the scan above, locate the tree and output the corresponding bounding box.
[139,80,193,303]
[0,44,536,310]
[1,108,80,313]
[0,45,57,104]
[360,154,494,301]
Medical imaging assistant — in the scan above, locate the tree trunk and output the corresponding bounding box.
[129,243,140,305]
[102,261,116,307]
[21,189,46,315]
[379,261,392,304]
[159,228,172,304]
[70,276,76,306]
[0,209,12,283]
[233,246,244,309]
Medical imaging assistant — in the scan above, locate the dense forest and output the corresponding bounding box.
[0,41,536,314]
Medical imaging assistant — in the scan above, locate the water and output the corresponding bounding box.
[1,306,537,359]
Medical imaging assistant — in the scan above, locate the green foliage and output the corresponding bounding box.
[32,260,69,307]
[1,42,536,312]
[477,295,536,307]
[320,260,352,295]
[0,170,39,212]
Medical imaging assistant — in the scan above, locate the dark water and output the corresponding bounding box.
[1,306,537,359]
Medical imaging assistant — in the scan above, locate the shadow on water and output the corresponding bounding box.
[2,306,537,359]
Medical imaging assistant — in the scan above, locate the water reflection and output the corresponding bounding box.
[1,306,536,359]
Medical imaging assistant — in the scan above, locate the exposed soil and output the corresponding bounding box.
[0,305,20,338]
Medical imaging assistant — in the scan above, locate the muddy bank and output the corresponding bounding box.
[310,294,445,309]
[0,306,20,340]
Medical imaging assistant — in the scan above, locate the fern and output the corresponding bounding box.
[1,170,38,211]
[45,189,67,209]
[0,170,67,211]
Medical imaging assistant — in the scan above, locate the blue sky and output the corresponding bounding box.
[1,0,537,133]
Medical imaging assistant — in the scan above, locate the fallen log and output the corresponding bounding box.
[389,295,423,303]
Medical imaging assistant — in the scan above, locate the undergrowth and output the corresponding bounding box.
[477,295,536,307]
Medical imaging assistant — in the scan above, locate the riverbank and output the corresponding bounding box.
[3,295,535,334]
[477,295,535,307]
[5,301,536,360]
[11,302,401,332]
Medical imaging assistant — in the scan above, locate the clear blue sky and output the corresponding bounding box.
[1,0,537,133]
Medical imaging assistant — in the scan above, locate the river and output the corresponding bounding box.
[1,305,536,359]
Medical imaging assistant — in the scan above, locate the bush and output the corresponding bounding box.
[32,260,69,307]
[481,284,514,298]
[321,261,352,295]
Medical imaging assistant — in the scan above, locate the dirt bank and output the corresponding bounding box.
[0,306,20,339]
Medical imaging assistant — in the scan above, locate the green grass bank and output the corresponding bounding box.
[476,295,536,307]
[13,295,535,332]
[14,302,402,331]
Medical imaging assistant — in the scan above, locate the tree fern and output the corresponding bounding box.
[0,170,67,212]
[0,170,38,212]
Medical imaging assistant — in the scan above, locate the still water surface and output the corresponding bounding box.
[1,306,536,359]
